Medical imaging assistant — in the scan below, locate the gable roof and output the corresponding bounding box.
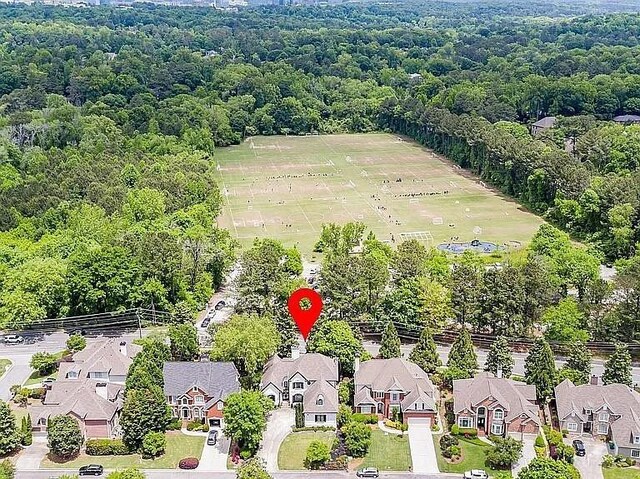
[163,361,240,402]
[555,379,640,448]
[58,339,141,381]
[453,372,540,426]
[401,384,437,412]
[532,116,557,128]
[261,353,338,392]
[303,378,339,414]
[354,358,436,396]
[613,115,640,123]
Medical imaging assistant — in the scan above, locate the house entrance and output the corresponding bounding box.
[477,406,486,429]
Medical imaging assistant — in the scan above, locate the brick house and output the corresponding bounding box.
[163,361,240,429]
[453,372,540,437]
[555,378,640,458]
[260,348,339,427]
[353,358,438,424]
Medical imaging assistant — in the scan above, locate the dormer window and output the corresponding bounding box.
[585,409,592,415]
[316,395,324,406]
[634,435,640,445]
[192,386,198,392]
[67,371,78,379]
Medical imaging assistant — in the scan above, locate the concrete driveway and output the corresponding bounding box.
[15,436,48,470]
[258,407,294,472]
[407,417,439,473]
[198,432,230,471]
[566,436,607,479]
[509,432,537,476]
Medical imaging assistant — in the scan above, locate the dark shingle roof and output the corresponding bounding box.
[163,362,240,402]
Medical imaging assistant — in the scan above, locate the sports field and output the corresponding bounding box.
[214,133,544,255]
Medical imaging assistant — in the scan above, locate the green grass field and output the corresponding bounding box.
[214,134,543,255]
[603,467,640,479]
[0,359,11,378]
[360,428,412,471]
[278,430,335,470]
[435,436,511,477]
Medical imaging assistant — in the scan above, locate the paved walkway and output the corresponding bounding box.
[407,417,439,474]
[377,420,408,435]
[15,436,48,470]
[258,407,295,472]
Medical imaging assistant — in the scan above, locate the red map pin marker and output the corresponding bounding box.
[288,288,323,341]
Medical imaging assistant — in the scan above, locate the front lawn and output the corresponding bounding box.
[359,428,412,472]
[435,436,512,478]
[278,430,335,470]
[0,359,11,378]
[603,467,640,479]
[24,350,66,386]
[42,432,204,469]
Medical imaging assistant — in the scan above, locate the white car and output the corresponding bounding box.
[464,470,488,479]
[4,335,24,345]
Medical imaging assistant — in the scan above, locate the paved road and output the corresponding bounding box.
[18,471,461,479]
[363,341,640,385]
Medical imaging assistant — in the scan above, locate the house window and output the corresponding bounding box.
[374,391,384,399]
[292,382,304,390]
[493,409,504,420]
[192,386,198,392]
[67,371,78,379]
[181,398,189,405]
[193,409,200,419]
[316,396,324,406]
[458,417,472,428]
[491,423,503,435]
[391,393,399,402]
[634,436,640,445]
[567,422,578,432]
[599,412,610,422]
[632,450,640,458]
[195,396,204,404]
[585,409,592,415]
[218,402,224,410]
[597,423,609,435]
[315,415,327,423]
[168,396,173,404]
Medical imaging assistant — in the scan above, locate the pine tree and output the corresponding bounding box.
[0,401,20,456]
[603,343,632,386]
[484,336,514,378]
[379,321,401,359]
[409,327,442,374]
[447,328,477,376]
[560,341,592,385]
[524,338,557,402]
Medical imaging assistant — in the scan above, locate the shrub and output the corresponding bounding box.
[186,421,206,432]
[294,403,304,429]
[534,446,546,458]
[450,424,460,435]
[304,440,330,470]
[443,445,461,458]
[141,432,166,459]
[384,419,402,430]
[486,436,523,468]
[543,426,562,446]
[292,426,335,433]
[166,418,181,431]
[352,413,377,424]
[534,435,545,448]
[178,457,199,469]
[440,435,459,449]
[602,455,615,469]
[28,388,46,400]
[555,442,574,464]
[239,449,252,460]
[337,405,352,428]
[561,429,569,437]
[342,422,372,457]
[459,428,477,438]
[86,439,130,456]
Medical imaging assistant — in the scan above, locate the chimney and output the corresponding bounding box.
[119,341,127,357]
[95,382,108,400]
[496,367,503,379]
[354,355,360,373]
[590,375,599,386]
[291,346,300,360]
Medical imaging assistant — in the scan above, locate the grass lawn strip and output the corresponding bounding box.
[360,427,412,472]
[435,436,512,477]
[0,359,11,379]
[278,430,335,470]
[603,467,640,479]
[41,432,204,469]
[24,350,67,387]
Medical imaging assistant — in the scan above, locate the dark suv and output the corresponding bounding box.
[572,439,586,456]
[79,464,104,476]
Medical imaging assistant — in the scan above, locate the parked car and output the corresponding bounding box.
[207,429,218,445]
[4,335,24,345]
[42,377,56,388]
[79,464,104,476]
[464,470,488,479]
[214,300,226,310]
[573,439,586,456]
[356,467,379,478]
[201,317,211,328]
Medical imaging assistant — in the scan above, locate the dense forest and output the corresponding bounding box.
[0,0,640,333]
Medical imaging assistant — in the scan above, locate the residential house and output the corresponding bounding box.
[453,372,540,437]
[555,378,640,458]
[260,348,339,427]
[353,358,438,424]
[613,114,640,124]
[30,339,140,438]
[163,361,240,428]
[58,339,141,384]
[531,116,557,136]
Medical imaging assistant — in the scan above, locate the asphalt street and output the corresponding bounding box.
[18,471,462,479]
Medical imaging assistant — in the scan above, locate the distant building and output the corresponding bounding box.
[531,116,557,136]
[613,115,640,125]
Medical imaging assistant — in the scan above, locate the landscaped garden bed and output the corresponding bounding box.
[277,430,336,470]
[435,435,512,477]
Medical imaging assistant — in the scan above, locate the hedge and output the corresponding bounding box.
[292,426,335,432]
[86,439,130,456]
[178,457,199,469]
[351,413,378,424]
